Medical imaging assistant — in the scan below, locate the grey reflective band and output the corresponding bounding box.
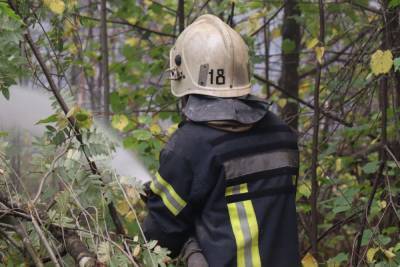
[236,201,254,267]
[223,149,299,180]
[232,185,241,195]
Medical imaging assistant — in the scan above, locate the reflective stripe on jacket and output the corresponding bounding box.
[143,110,300,267]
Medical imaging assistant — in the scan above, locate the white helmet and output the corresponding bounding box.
[168,14,251,98]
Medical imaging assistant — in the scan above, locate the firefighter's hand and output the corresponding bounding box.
[187,252,209,267]
[141,181,151,203]
[182,238,208,267]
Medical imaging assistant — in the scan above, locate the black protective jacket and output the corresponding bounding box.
[144,110,300,267]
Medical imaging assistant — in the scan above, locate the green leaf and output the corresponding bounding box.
[389,0,400,8]
[138,115,152,125]
[46,125,57,132]
[361,229,373,246]
[53,131,65,145]
[75,109,93,129]
[36,114,58,124]
[282,38,296,54]
[0,3,21,21]
[0,131,8,137]
[327,252,348,266]
[1,87,10,100]
[332,205,350,214]
[132,129,152,141]
[362,161,380,174]
[394,57,400,72]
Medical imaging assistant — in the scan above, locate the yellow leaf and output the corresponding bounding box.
[335,158,342,172]
[150,124,162,135]
[112,114,129,131]
[127,17,138,25]
[116,200,130,215]
[302,252,318,267]
[307,38,319,49]
[368,14,378,23]
[367,247,380,263]
[370,49,393,75]
[167,123,178,136]
[379,200,387,210]
[298,181,311,198]
[277,98,287,108]
[383,248,396,259]
[44,0,65,15]
[68,43,78,55]
[271,28,281,39]
[248,14,261,33]
[64,19,79,37]
[299,81,310,92]
[126,187,140,206]
[125,37,139,47]
[315,46,325,64]
[331,27,338,37]
[133,245,141,258]
[316,166,323,177]
[66,105,79,118]
[125,211,136,222]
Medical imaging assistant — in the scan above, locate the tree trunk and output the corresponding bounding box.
[100,0,110,123]
[263,3,270,98]
[279,0,301,130]
[178,0,185,34]
[386,4,400,160]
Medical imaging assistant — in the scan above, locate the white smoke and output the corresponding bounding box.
[0,85,152,183]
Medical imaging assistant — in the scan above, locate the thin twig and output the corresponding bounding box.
[77,13,177,38]
[250,4,285,36]
[0,228,25,256]
[30,214,61,267]
[15,221,45,267]
[253,75,352,127]
[32,143,70,204]
[310,0,325,258]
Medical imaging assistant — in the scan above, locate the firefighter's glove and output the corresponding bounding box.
[182,238,208,267]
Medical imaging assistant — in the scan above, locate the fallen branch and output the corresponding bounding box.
[15,221,45,267]
[0,193,97,267]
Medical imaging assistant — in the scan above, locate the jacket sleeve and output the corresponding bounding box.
[143,148,195,257]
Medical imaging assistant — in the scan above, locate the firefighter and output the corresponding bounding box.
[143,14,300,267]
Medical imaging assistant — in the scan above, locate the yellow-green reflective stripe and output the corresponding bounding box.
[156,173,187,207]
[150,181,178,215]
[150,173,187,216]
[228,202,246,267]
[226,183,261,267]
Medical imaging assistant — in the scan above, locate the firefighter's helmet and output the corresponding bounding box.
[168,14,251,98]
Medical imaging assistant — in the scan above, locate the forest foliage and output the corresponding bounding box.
[1,0,400,266]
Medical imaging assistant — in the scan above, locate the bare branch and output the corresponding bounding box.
[253,75,352,127]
